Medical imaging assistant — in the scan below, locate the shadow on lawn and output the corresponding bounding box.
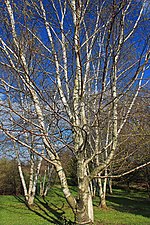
[107,194,150,218]
[15,196,75,225]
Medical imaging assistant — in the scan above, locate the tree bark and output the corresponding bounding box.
[75,160,94,224]
[97,176,107,209]
[99,193,107,209]
[108,178,113,194]
[75,182,94,224]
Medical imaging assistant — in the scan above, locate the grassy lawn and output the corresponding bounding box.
[94,189,150,225]
[0,187,150,225]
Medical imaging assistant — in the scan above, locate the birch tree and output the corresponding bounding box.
[0,91,43,205]
[0,0,150,224]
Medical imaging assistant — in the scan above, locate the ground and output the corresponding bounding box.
[0,187,150,225]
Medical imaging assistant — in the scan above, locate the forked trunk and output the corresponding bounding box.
[27,194,34,206]
[27,181,37,206]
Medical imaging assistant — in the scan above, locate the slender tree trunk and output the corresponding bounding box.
[17,156,28,201]
[101,187,107,209]
[99,192,107,209]
[108,178,113,194]
[55,163,77,214]
[39,178,44,197]
[28,157,43,205]
[98,176,107,209]
[39,165,54,197]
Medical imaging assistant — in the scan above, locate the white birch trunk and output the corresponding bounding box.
[17,153,28,201]
[28,157,42,205]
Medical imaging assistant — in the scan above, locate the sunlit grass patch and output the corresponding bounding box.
[0,188,149,225]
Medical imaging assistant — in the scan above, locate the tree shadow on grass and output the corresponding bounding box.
[14,196,75,225]
[54,191,66,199]
[107,194,150,218]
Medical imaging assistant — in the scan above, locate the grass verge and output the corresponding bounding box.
[0,187,149,225]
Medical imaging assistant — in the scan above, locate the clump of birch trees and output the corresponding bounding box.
[0,0,149,224]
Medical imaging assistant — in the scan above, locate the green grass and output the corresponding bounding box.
[0,187,150,225]
[94,189,150,225]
